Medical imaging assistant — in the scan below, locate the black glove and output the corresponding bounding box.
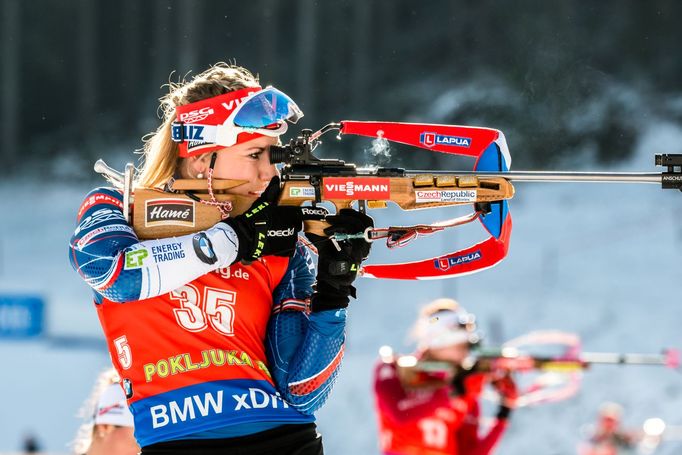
[306,208,374,312]
[496,405,512,420]
[223,176,327,264]
[491,371,517,420]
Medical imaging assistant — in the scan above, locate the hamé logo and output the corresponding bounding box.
[145,199,195,227]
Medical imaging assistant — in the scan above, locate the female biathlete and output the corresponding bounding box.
[373,299,517,455]
[72,368,139,455]
[69,63,372,454]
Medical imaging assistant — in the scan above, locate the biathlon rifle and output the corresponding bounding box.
[391,331,680,407]
[95,121,682,281]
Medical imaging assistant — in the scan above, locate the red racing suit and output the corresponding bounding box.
[373,359,508,455]
[69,187,345,447]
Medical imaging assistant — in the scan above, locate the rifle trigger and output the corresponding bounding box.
[330,237,342,252]
[310,176,322,203]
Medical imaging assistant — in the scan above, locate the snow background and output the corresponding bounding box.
[0,120,680,454]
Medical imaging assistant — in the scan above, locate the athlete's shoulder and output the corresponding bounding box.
[71,186,135,249]
[462,371,487,397]
[374,351,399,379]
[76,187,124,222]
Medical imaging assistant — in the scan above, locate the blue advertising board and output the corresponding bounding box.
[0,295,44,338]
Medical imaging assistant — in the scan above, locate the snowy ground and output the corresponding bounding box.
[0,122,680,454]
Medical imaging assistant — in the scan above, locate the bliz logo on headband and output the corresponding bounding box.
[420,132,471,148]
[434,250,482,271]
[171,123,206,143]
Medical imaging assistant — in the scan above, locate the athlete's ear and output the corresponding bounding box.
[186,153,212,178]
[94,423,116,438]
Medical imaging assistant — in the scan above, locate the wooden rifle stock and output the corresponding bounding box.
[131,176,514,240]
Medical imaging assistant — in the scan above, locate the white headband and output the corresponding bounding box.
[94,383,134,427]
[416,310,477,349]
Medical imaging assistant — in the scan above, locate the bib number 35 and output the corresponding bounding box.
[170,285,237,336]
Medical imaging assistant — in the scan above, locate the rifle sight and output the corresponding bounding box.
[655,154,682,191]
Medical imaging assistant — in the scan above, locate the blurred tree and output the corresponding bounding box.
[260,0,279,82]
[296,0,317,120]
[121,0,142,125]
[78,0,97,132]
[8,0,682,172]
[351,0,371,115]
[2,0,20,171]
[153,0,172,79]
[177,0,201,74]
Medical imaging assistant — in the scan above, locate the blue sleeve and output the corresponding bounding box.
[68,187,240,303]
[266,243,347,415]
[68,188,143,302]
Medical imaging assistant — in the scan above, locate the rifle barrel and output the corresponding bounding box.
[406,170,662,184]
[580,352,668,365]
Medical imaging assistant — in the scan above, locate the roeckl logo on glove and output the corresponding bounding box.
[301,207,328,217]
[267,227,295,237]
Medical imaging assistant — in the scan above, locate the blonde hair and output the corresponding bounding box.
[418,298,461,319]
[410,298,465,345]
[136,62,261,188]
[71,368,122,455]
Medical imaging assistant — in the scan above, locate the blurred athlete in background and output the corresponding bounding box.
[373,298,516,455]
[578,403,637,455]
[72,368,138,455]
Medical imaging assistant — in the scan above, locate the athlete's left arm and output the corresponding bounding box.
[457,400,510,455]
[266,243,346,415]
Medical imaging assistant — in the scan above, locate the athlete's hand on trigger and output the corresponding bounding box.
[306,208,374,312]
[223,176,327,263]
[491,371,518,409]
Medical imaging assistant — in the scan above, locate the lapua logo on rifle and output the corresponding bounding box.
[145,199,195,227]
[420,132,472,148]
[434,250,482,271]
